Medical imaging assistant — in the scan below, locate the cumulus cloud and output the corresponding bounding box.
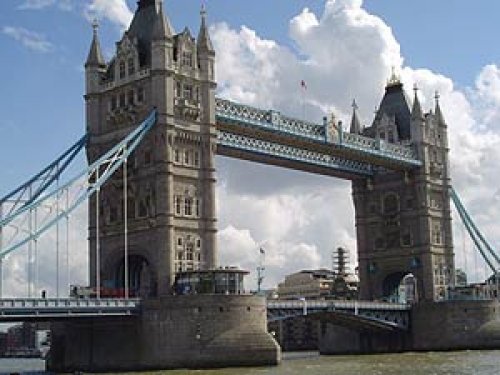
[84,0,133,31]
[4,0,500,296]
[1,188,88,298]
[2,26,53,53]
[212,0,500,286]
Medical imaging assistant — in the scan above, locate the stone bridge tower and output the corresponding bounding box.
[85,0,217,296]
[352,76,454,301]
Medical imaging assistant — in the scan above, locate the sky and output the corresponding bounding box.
[1,0,500,297]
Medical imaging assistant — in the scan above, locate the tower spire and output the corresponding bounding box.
[434,90,446,125]
[85,20,105,68]
[350,99,362,134]
[411,83,423,119]
[152,1,174,40]
[197,3,214,53]
[137,0,157,10]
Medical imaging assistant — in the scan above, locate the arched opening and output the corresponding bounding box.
[401,273,418,304]
[382,272,418,303]
[115,255,155,297]
[382,272,406,302]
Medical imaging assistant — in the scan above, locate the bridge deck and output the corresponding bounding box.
[0,298,140,322]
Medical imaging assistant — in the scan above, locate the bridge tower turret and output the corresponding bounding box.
[84,1,217,297]
[352,77,454,301]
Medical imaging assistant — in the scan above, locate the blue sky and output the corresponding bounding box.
[1,0,500,295]
[1,0,500,190]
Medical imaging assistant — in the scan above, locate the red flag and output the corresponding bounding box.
[301,80,307,90]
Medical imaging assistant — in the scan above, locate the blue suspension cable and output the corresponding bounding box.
[450,188,498,274]
[0,111,157,258]
[450,188,500,265]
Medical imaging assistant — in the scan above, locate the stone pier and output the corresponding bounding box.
[48,295,280,372]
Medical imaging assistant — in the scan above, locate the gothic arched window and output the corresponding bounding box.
[383,193,399,215]
[184,198,193,216]
[128,58,135,75]
[119,61,126,79]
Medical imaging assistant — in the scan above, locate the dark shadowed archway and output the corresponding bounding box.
[115,255,155,297]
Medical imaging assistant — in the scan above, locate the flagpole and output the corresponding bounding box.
[257,247,265,294]
[301,80,307,120]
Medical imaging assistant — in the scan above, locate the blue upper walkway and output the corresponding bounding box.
[215,98,421,179]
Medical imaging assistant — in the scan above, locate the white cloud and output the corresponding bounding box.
[2,26,53,53]
[212,0,500,286]
[18,0,73,11]
[84,0,133,31]
[4,0,500,296]
[2,202,88,298]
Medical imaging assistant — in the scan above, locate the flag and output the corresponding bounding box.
[301,80,307,90]
[259,247,265,255]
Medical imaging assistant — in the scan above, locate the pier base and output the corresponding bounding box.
[411,300,500,351]
[47,295,280,372]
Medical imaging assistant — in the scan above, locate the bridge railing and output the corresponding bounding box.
[216,98,420,166]
[0,298,141,309]
[216,98,326,141]
[267,300,410,311]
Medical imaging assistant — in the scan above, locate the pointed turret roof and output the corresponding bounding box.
[152,3,174,40]
[350,99,362,134]
[137,0,157,10]
[411,84,423,120]
[197,5,214,53]
[127,0,174,66]
[85,21,105,68]
[434,91,446,125]
[372,76,411,140]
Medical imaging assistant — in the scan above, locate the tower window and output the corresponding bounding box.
[194,151,200,166]
[177,237,183,246]
[110,96,117,111]
[137,87,145,103]
[128,58,135,75]
[183,84,193,100]
[176,81,182,97]
[174,149,180,163]
[127,90,134,106]
[185,198,193,216]
[182,52,193,67]
[144,150,152,165]
[196,239,201,248]
[383,193,399,215]
[388,131,394,143]
[119,61,126,79]
[138,201,148,218]
[175,196,182,215]
[119,93,126,107]
[184,150,190,165]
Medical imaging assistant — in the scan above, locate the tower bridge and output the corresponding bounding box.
[0,0,499,372]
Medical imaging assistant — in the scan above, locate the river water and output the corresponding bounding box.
[1,351,499,374]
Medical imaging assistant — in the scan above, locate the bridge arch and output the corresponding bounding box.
[101,247,157,297]
[382,272,418,303]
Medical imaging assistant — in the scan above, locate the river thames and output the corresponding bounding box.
[1,350,499,374]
